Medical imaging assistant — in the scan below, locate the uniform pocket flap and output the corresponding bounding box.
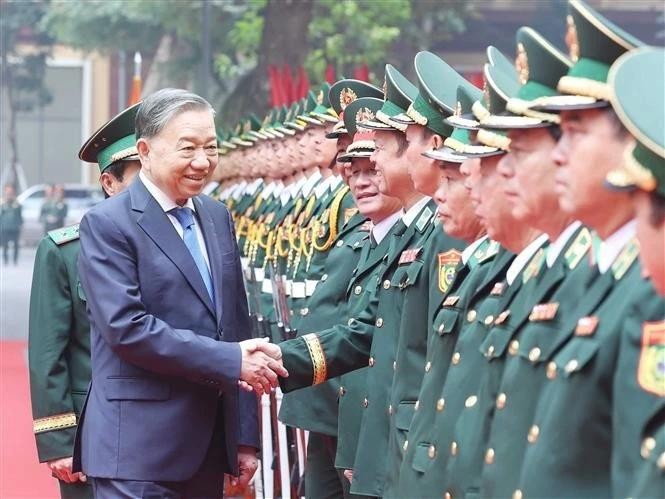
[391,261,424,290]
[433,308,460,336]
[412,442,436,473]
[559,339,601,377]
[479,325,514,359]
[395,400,416,430]
[105,376,171,401]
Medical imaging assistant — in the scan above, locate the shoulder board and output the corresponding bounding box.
[611,237,640,281]
[48,224,80,245]
[415,206,434,233]
[474,239,500,264]
[359,221,372,232]
[564,227,592,270]
[344,207,358,226]
[523,247,546,284]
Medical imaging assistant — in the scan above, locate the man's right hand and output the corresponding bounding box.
[47,457,86,484]
[239,338,288,395]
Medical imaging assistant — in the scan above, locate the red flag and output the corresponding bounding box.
[129,52,142,105]
[356,63,369,83]
[282,64,295,103]
[295,66,310,99]
[268,64,282,106]
[325,63,336,84]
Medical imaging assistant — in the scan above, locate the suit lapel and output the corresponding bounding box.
[133,181,215,318]
[193,196,224,326]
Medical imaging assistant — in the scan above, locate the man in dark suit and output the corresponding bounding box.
[75,88,286,497]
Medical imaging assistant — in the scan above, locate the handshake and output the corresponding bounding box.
[238,338,288,395]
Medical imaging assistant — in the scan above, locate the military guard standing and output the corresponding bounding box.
[0,183,23,265]
[28,104,142,499]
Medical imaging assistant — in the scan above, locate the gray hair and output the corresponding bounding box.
[135,88,215,139]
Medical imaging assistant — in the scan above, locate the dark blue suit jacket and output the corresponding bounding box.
[74,177,258,481]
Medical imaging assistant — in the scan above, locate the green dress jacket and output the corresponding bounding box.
[631,402,665,499]
[0,199,23,233]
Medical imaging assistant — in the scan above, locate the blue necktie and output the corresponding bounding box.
[170,207,215,303]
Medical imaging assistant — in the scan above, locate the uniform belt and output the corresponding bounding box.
[261,279,272,294]
[305,280,319,296]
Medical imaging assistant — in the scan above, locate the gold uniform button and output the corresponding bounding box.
[425,361,432,373]
[529,347,541,362]
[452,352,461,365]
[487,345,495,357]
[641,437,656,459]
[428,445,436,459]
[438,323,445,334]
[445,492,453,499]
[465,395,478,408]
[509,340,519,356]
[393,361,397,371]
[467,309,477,322]
[383,279,391,290]
[376,317,384,328]
[403,440,409,452]
[321,273,328,281]
[528,425,540,443]
[565,359,579,373]
[496,392,507,410]
[485,448,495,465]
[354,285,362,295]
[348,318,356,326]
[657,452,665,470]
[484,315,494,325]
[339,386,346,397]
[363,398,368,408]
[450,441,458,456]
[414,400,420,411]
[546,361,558,380]
[436,398,445,412]
[368,357,375,367]
[300,307,309,316]
[388,405,393,415]
[512,490,523,499]
[336,240,344,247]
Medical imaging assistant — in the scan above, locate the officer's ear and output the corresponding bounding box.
[136,138,151,164]
[429,133,444,151]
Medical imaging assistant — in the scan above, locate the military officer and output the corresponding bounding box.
[604,46,665,498]
[28,103,142,499]
[40,184,69,234]
[513,2,661,497]
[0,183,23,265]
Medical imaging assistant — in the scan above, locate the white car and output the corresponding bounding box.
[16,184,104,245]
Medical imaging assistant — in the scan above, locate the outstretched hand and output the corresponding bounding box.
[238,338,288,395]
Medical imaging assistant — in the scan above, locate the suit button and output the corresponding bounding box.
[496,392,507,410]
[428,445,436,459]
[528,425,540,443]
[436,398,445,412]
[363,398,368,408]
[300,307,309,316]
[376,317,384,328]
[354,285,362,295]
[369,357,375,367]
[484,315,494,325]
[546,361,558,380]
[383,279,391,289]
[641,437,656,458]
[425,361,432,372]
[336,240,344,247]
[485,448,495,465]
[339,386,346,397]
[465,395,477,408]
[403,440,409,452]
[509,340,519,356]
[321,273,328,282]
[452,352,461,365]
[565,359,579,373]
[450,441,458,456]
[529,347,541,362]
[513,490,523,499]
[414,400,420,411]
[466,309,477,322]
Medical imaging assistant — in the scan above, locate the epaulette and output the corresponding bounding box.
[523,247,546,284]
[611,237,640,281]
[474,239,500,264]
[564,227,592,269]
[415,206,434,233]
[47,224,80,246]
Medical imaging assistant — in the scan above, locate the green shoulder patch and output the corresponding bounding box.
[415,206,434,232]
[564,227,592,269]
[611,237,640,280]
[48,224,80,246]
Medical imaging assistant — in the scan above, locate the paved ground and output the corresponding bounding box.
[1,245,60,498]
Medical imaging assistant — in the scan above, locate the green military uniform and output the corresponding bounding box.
[40,198,68,234]
[28,103,140,499]
[604,46,665,499]
[0,195,22,264]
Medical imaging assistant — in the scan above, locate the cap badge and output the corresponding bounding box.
[340,88,358,109]
[565,15,580,62]
[516,42,530,85]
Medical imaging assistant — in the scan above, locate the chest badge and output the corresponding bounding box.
[438,249,462,293]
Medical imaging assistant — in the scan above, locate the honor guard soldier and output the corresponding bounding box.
[604,46,665,499]
[28,104,142,499]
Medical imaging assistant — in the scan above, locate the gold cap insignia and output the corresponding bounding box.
[382,76,388,101]
[340,88,358,109]
[317,90,324,105]
[483,78,491,113]
[565,15,580,62]
[455,101,462,117]
[516,42,530,85]
[355,107,375,124]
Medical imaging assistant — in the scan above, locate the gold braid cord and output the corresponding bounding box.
[312,186,349,252]
[33,413,77,434]
[302,333,327,385]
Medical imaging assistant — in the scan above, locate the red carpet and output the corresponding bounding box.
[1,341,59,498]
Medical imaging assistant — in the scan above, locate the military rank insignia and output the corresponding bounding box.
[443,295,460,307]
[438,250,462,293]
[344,208,359,225]
[494,310,511,325]
[637,320,665,396]
[399,247,422,265]
[575,316,599,336]
[529,302,559,322]
[490,282,505,296]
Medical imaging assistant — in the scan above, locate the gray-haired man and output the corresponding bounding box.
[74,88,286,497]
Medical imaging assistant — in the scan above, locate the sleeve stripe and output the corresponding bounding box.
[303,333,328,385]
[33,413,77,434]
